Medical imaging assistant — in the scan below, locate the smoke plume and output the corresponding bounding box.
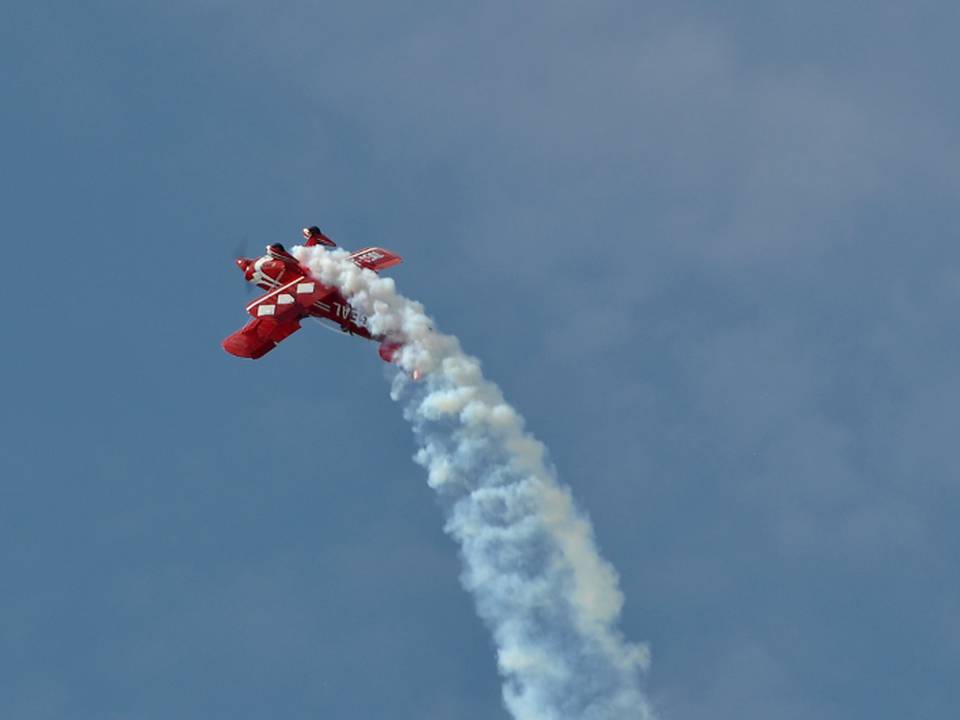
[295,246,654,720]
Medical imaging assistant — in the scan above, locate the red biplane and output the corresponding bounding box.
[222,226,403,363]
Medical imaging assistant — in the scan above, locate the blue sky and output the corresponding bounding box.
[2,2,958,718]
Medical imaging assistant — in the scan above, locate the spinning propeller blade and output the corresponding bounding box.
[230,237,255,294]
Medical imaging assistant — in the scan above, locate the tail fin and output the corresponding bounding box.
[302,226,336,247]
[350,247,403,272]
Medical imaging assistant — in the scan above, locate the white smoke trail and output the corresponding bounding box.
[295,246,654,720]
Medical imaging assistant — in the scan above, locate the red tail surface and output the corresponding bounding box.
[302,226,336,247]
[350,247,403,272]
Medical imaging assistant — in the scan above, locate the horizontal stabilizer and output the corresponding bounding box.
[350,247,402,272]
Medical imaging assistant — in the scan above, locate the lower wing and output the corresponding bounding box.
[222,316,302,359]
[222,275,332,359]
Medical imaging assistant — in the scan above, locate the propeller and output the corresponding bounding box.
[231,236,249,260]
[230,236,256,295]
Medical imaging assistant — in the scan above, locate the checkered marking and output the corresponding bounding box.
[257,304,276,317]
[297,282,315,295]
[278,294,295,305]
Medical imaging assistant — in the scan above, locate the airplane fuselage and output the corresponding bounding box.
[235,245,374,340]
[224,232,404,363]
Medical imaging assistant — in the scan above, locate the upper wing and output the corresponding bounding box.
[349,247,403,272]
[222,276,333,359]
[244,275,331,321]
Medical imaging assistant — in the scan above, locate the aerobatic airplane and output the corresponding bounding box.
[222,226,404,364]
